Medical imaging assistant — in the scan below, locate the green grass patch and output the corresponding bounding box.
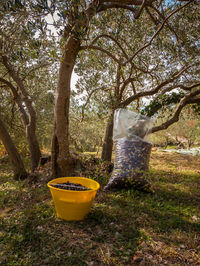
[0,151,200,265]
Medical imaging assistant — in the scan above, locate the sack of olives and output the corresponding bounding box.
[104,109,153,192]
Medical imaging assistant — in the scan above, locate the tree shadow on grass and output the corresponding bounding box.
[82,167,200,241]
[1,165,199,265]
[1,187,141,265]
[148,187,200,234]
[150,168,200,206]
[109,168,200,236]
[63,204,141,248]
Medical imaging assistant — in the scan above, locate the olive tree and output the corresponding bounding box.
[73,1,200,161]
[1,0,198,177]
[0,1,57,171]
[49,0,200,176]
[0,115,28,180]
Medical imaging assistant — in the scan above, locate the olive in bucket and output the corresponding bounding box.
[47,177,100,221]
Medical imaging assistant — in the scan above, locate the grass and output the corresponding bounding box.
[0,151,200,265]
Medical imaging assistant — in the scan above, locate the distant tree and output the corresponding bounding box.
[165,106,200,149]
[1,0,198,177]
[0,1,57,171]
[0,115,28,180]
[70,97,105,153]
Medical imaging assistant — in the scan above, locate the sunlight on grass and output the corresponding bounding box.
[0,182,17,191]
[0,151,200,265]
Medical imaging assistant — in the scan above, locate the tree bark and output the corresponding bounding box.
[101,113,114,162]
[1,79,41,172]
[0,57,41,172]
[0,116,28,180]
[51,0,102,177]
[26,119,41,171]
[187,139,192,150]
[52,36,81,177]
[164,136,169,148]
[52,0,194,175]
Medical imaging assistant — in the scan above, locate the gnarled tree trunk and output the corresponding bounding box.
[0,116,28,180]
[1,56,41,172]
[26,114,41,171]
[51,36,81,177]
[51,0,104,177]
[101,113,114,162]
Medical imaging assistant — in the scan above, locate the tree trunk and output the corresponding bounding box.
[51,1,103,176]
[52,36,81,177]
[187,139,192,150]
[0,116,28,180]
[101,113,114,162]
[1,57,41,172]
[26,121,41,171]
[164,136,169,148]
[101,62,121,162]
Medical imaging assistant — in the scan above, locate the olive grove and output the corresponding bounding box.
[0,0,200,179]
[68,0,200,162]
[0,1,57,176]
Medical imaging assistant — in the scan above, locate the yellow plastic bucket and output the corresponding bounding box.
[47,177,100,221]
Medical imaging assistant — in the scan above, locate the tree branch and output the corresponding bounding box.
[186,96,200,104]
[152,89,200,133]
[120,64,195,106]
[115,64,121,99]
[155,85,184,97]
[0,77,29,125]
[134,0,146,19]
[80,45,121,63]
[21,63,50,81]
[0,77,17,95]
[156,80,200,98]
[122,0,193,65]
[145,6,159,25]
[98,3,137,13]
[1,55,37,131]
[86,34,161,75]
[179,82,200,91]
[172,63,197,79]
[150,4,180,41]
[100,0,192,3]
[90,34,129,59]
[81,87,107,121]
[119,77,138,99]
[99,0,156,5]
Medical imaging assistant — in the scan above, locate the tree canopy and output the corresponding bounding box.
[0,0,199,177]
